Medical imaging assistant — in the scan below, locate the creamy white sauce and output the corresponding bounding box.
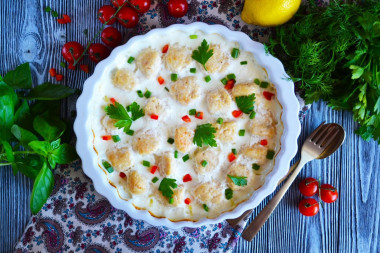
[90,30,283,221]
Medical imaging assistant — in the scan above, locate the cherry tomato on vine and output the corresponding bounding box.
[319,184,338,203]
[299,177,319,197]
[168,0,188,18]
[62,41,84,64]
[117,7,139,28]
[298,198,319,217]
[111,0,128,8]
[98,5,117,25]
[129,0,151,13]
[101,27,122,47]
[88,43,111,63]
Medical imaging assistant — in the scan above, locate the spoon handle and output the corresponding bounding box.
[241,155,310,241]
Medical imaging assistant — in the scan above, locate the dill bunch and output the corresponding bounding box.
[267,0,380,143]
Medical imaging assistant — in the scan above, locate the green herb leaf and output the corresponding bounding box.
[11,125,38,146]
[192,39,213,71]
[30,162,54,214]
[235,93,256,114]
[14,154,43,180]
[1,141,17,175]
[49,143,78,165]
[227,175,248,186]
[105,101,132,134]
[24,83,75,100]
[128,102,145,121]
[14,100,31,126]
[193,123,217,147]
[28,140,53,158]
[3,62,32,89]
[33,115,66,142]
[0,81,18,141]
[158,178,178,198]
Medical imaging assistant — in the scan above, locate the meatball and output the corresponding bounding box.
[133,129,161,155]
[206,89,232,114]
[112,68,137,90]
[194,181,223,204]
[226,163,251,191]
[214,121,237,143]
[231,83,259,98]
[101,116,117,132]
[127,170,147,194]
[174,126,194,153]
[136,48,161,78]
[163,44,192,72]
[247,112,276,138]
[170,76,200,105]
[204,44,230,73]
[194,148,219,174]
[106,147,133,172]
[155,152,174,176]
[243,144,268,165]
[144,97,165,116]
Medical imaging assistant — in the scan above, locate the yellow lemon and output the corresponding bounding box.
[241,0,301,27]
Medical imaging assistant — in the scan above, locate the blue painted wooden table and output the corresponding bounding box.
[1,1,379,252]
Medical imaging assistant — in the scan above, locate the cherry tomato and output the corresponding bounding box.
[117,7,139,28]
[129,0,151,13]
[299,177,319,197]
[101,27,122,48]
[88,43,111,63]
[98,5,117,25]
[319,184,338,203]
[111,0,128,8]
[298,198,319,216]
[62,41,84,63]
[168,0,188,18]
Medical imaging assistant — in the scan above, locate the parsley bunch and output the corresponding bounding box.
[0,63,77,214]
[267,0,380,143]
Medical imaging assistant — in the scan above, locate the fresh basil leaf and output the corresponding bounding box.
[30,100,61,116]
[14,154,42,180]
[1,141,17,175]
[33,115,66,142]
[3,62,32,89]
[24,83,75,100]
[14,100,31,125]
[0,81,18,141]
[30,161,54,214]
[11,125,38,146]
[50,143,78,165]
[28,140,51,157]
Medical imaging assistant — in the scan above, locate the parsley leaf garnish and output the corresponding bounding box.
[192,39,213,71]
[158,178,178,198]
[235,93,256,114]
[227,175,248,186]
[105,101,144,134]
[193,123,217,147]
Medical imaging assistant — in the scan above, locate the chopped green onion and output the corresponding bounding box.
[112,135,121,142]
[225,188,233,200]
[254,78,260,85]
[126,129,134,136]
[201,160,208,167]
[249,111,256,119]
[167,138,174,144]
[232,148,237,155]
[260,81,269,88]
[102,160,114,173]
[252,163,260,170]
[227,73,236,80]
[190,68,197,73]
[239,129,245,136]
[189,109,197,115]
[182,154,190,162]
[144,90,151,98]
[127,56,135,64]
[231,48,240,59]
[174,150,178,158]
[142,160,150,167]
[137,90,144,98]
[205,75,211,82]
[240,61,248,65]
[221,78,227,85]
[171,73,178,81]
[266,150,275,160]
[203,204,209,212]
[169,197,174,204]
[217,117,223,124]
[165,87,169,92]
[152,177,159,183]
[190,35,198,39]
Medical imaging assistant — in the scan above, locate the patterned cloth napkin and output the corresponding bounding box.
[14,1,313,252]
